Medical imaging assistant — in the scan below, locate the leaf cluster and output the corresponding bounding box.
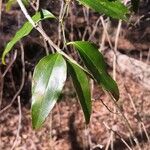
[2,0,136,129]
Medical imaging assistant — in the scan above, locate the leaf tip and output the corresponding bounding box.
[66,41,74,46]
[113,93,120,101]
[111,87,120,101]
[85,116,91,124]
[2,56,6,65]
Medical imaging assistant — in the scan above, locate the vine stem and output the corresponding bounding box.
[109,93,142,150]
[17,0,36,27]
[16,0,60,50]
[16,0,92,76]
[15,1,142,149]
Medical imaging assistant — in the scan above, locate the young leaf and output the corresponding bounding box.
[68,41,119,101]
[67,60,91,124]
[77,0,129,20]
[32,53,67,129]
[2,9,55,64]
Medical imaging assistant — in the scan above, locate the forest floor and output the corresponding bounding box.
[0,1,150,150]
[1,77,150,150]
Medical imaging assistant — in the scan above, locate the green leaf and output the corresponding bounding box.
[32,53,67,129]
[77,0,129,20]
[6,0,16,11]
[131,0,140,12]
[67,60,91,124]
[6,0,29,11]
[2,9,55,64]
[68,41,119,101]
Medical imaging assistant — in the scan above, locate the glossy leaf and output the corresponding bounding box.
[68,41,119,101]
[67,60,91,124]
[77,0,129,20]
[32,53,67,129]
[2,9,55,64]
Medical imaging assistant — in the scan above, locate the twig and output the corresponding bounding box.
[11,96,22,150]
[47,112,53,150]
[0,50,17,110]
[83,124,91,150]
[0,43,25,114]
[100,17,113,50]
[112,19,122,150]
[17,0,36,27]
[2,51,17,78]
[83,7,90,27]
[17,0,91,76]
[57,0,64,47]
[29,1,54,54]
[69,3,74,42]
[109,93,142,150]
[61,1,69,43]
[125,86,150,142]
[105,131,113,150]
[113,20,122,80]
[88,16,101,41]
[43,35,49,55]
[82,7,91,41]
[103,122,133,150]
[100,99,119,115]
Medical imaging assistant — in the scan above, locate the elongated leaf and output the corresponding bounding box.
[68,41,119,101]
[77,0,129,20]
[32,53,67,129]
[2,9,55,64]
[67,60,91,123]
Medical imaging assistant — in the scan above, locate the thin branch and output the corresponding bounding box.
[113,20,122,80]
[125,86,150,142]
[0,43,25,115]
[2,51,17,78]
[17,0,36,27]
[88,16,101,41]
[100,99,119,115]
[16,0,93,78]
[0,50,17,110]
[103,122,133,150]
[11,96,22,150]
[109,93,142,150]
[100,16,113,50]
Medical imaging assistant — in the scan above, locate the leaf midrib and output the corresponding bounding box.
[68,62,91,122]
[79,0,127,19]
[74,42,114,92]
[75,43,104,75]
[35,54,60,126]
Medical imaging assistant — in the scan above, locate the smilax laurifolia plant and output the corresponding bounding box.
[2,0,139,129]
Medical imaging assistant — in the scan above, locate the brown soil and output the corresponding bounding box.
[1,77,150,150]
